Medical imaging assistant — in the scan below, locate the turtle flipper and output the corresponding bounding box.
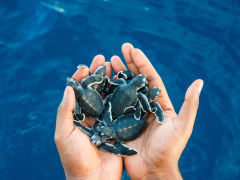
[103,94,112,106]
[147,87,161,102]
[115,142,138,156]
[74,113,85,121]
[74,101,85,121]
[73,120,94,137]
[81,74,103,89]
[134,101,141,120]
[99,142,137,156]
[98,143,119,154]
[151,102,165,123]
[124,106,136,115]
[138,92,152,112]
[109,78,127,86]
[108,78,127,94]
[138,86,149,94]
[117,70,134,80]
[102,102,113,126]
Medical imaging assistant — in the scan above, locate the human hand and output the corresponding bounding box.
[110,43,204,180]
[55,55,123,180]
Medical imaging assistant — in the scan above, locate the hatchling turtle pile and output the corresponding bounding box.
[66,64,165,156]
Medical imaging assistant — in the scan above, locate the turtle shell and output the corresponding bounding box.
[76,88,104,117]
[112,115,146,142]
[110,85,138,117]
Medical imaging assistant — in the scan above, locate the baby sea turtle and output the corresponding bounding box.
[66,78,104,121]
[137,87,165,123]
[74,102,146,156]
[147,87,165,123]
[104,74,151,118]
[105,74,164,123]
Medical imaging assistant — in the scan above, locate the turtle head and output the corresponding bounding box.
[131,74,148,90]
[66,77,84,96]
[66,78,82,91]
[94,65,107,76]
[148,87,161,102]
[100,126,114,137]
[66,77,79,87]
[90,134,102,146]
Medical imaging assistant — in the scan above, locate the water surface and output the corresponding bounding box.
[0,0,240,179]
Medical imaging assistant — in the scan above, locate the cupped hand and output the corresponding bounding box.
[55,55,122,180]
[111,43,204,180]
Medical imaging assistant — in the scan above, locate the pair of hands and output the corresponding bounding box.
[55,43,203,180]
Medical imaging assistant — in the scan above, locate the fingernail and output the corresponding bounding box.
[111,55,118,61]
[122,42,134,49]
[198,80,204,94]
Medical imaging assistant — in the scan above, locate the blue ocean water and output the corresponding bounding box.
[0,0,240,179]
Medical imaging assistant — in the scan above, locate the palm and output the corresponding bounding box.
[55,55,123,179]
[110,43,203,179]
[58,116,122,179]
[124,110,186,179]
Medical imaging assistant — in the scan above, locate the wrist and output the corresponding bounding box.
[65,168,122,180]
[139,164,182,180]
[65,171,99,180]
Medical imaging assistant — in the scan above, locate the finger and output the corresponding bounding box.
[72,66,89,82]
[90,55,105,74]
[178,79,203,135]
[110,55,127,74]
[131,48,175,112]
[122,43,140,75]
[105,62,112,78]
[56,86,75,135]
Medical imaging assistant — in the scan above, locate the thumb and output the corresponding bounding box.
[56,86,75,135]
[178,79,204,133]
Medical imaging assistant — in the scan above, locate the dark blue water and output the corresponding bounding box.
[0,0,240,179]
